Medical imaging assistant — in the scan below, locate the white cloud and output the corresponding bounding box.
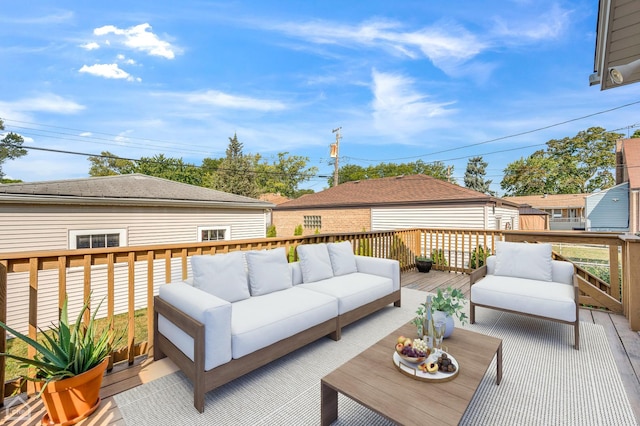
[79,132,92,137]
[370,70,455,137]
[175,89,287,111]
[491,4,571,42]
[0,94,85,114]
[93,23,178,59]
[80,42,100,50]
[79,63,141,82]
[266,18,485,73]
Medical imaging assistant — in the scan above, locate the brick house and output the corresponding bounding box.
[272,174,520,236]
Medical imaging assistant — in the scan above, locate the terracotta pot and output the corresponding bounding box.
[36,358,108,425]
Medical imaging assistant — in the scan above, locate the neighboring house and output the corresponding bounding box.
[0,173,273,253]
[0,174,273,332]
[259,192,291,228]
[614,137,640,233]
[585,182,630,231]
[517,205,550,231]
[502,193,588,230]
[273,174,520,236]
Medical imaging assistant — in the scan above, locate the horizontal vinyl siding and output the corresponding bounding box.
[490,207,520,231]
[0,204,266,253]
[371,206,486,230]
[586,183,629,231]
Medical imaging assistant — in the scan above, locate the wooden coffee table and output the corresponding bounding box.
[321,323,502,425]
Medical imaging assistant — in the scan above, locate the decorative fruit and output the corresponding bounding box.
[418,363,428,373]
[396,343,404,353]
[412,338,429,353]
[436,352,457,373]
[403,338,413,347]
[397,335,407,344]
[426,362,438,373]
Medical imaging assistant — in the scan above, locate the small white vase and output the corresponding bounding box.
[433,310,455,338]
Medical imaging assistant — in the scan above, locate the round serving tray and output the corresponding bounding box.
[392,351,459,382]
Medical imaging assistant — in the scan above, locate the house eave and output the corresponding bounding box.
[0,194,274,210]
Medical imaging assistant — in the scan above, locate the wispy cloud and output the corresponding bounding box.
[1,94,85,114]
[93,23,179,59]
[491,3,572,42]
[0,10,73,25]
[370,70,455,137]
[79,63,141,82]
[263,18,486,74]
[162,89,287,111]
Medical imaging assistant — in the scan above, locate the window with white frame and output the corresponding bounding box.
[198,226,231,242]
[69,229,127,249]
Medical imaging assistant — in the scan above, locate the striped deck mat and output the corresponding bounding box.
[115,288,637,425]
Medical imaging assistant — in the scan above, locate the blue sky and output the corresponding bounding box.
[1,0,640,195]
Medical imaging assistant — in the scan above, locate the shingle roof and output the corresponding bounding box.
[622,138,640,189]
[0,174,272,209]
[276,174,512,209]
[517,205,550,215]
[502,193,587,209]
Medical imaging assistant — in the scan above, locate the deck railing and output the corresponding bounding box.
[1,228,639,403]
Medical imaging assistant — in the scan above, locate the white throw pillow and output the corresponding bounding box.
[494,241,553,282]
[296,243,334,283]
[327,241,358,276]
[245,247,292,296]
[190,252,250,302]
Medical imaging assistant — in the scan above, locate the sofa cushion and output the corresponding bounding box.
[471,275,576,322]
[327,241,358,276]
[494,241,552,282]
[230,287,338,359]
[245,248,292,296]
[190,252,250,302]
[298,272,394,315]
[296,243,334,283]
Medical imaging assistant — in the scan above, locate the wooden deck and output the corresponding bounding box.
[2,269,639,425]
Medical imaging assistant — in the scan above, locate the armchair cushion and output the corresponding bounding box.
[494,241,552,282]
[190,252,250,302]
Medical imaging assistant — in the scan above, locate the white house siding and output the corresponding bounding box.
[371,205,517,270]
[0,204,266,253]
[585,183,630,231]
[2,204,266,334]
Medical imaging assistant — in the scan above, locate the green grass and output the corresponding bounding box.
[4,308,148,381]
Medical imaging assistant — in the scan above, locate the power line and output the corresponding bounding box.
[346,101,640,163]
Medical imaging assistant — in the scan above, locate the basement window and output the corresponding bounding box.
[198,226,231,242]
[69,229,126,249]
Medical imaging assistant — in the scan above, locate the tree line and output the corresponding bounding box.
[2,124,638,198]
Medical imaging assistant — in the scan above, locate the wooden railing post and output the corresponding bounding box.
[0,259,7,407]
[620,234,640,331]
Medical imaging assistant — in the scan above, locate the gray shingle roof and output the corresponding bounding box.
[0,174,273,209]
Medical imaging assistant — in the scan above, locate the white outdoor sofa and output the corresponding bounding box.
[469,241,579,349]
[153,242,401,412]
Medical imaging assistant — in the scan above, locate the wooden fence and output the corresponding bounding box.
[1,228,639,403]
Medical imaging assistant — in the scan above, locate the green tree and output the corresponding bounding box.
[254,152,318,198]
[88,151,136,176]
[212,133,259,198]
[333,160,453,186]
[631,129,640,138]
[501,127,621,196]
[136,154,205,186]
[0,118,27,180]
[464,156,495,195]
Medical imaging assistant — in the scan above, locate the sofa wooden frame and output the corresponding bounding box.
[153,289,401,412]
[469,265,580,350]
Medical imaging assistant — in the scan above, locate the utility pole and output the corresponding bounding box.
[331,127,342,187]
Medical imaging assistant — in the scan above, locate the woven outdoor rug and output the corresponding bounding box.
[114,288,637,425]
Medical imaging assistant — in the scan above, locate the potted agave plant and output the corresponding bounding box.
[0,296,120,425]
